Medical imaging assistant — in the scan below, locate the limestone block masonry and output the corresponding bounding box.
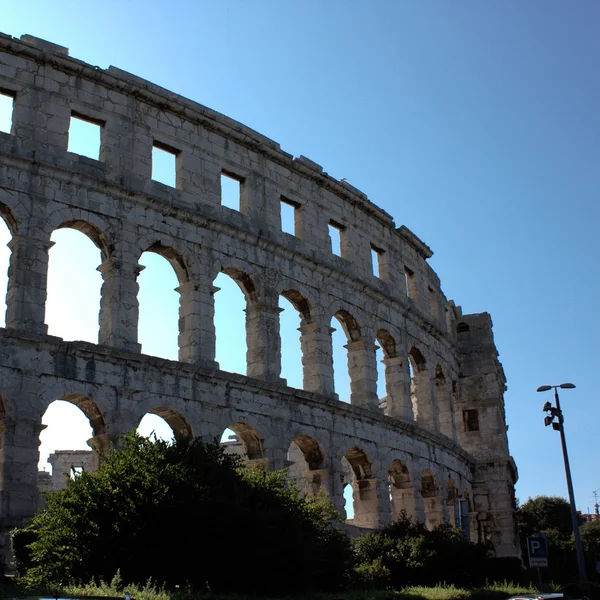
[0,33,520,560]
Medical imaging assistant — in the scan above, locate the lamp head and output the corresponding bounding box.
[537,385,552,392]
[559,383,576,389]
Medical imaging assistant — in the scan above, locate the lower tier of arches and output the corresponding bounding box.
[0,329,520,559]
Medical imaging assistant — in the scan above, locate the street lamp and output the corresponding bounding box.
[537,383,587,582]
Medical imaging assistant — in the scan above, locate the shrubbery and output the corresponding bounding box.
[13,433,351,595]
[352,514,492,589]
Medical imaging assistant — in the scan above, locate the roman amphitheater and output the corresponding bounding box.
[0,33,519,559]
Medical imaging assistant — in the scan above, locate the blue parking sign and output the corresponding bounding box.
[527,535,548,567]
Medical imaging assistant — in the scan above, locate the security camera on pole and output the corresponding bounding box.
[537,383,587,583]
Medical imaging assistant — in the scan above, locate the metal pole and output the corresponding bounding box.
[554,387,587,582]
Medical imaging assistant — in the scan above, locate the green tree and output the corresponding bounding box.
[518,496,573,539]
[352,513,491,589]
[517,496,576,581]
[14,433,351,595]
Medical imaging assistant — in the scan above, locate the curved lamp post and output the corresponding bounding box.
[537,383,587,582]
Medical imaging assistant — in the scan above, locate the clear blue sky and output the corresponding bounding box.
[2,1,599,513]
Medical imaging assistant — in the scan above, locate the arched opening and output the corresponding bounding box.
[408,347,430,424]
[436,364,456,440]
[341,446,377,527]
[138,243,187,360]
[280,290,310,389]
[421,469,437,498]
[421,469,443,530]
[287,435,326,497]
[214,269,255,375]
[376,329,397,413]
[46,226,104,342]
[38,396,106,502]
[219,422,264,463]
[0,211,13,327]
[137,407,192,442]
[446,478,460,527]
[388,459,415,522]
[331,310,361,403]
[456,322,470,334]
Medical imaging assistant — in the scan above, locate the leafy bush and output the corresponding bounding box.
[13,433,351,595]
[352,514,489,589]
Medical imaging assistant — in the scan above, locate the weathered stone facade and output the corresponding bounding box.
[0,33,519,558]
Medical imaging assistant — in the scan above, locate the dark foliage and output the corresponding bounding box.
[13,433,351,595]
[352,513,491,589]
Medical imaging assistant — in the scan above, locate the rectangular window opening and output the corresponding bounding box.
[404,266,414,297]
[280,197,299,236]
[221,171,243,211]
[0,91,15,134]
[371,245,384,278]
[152,142,178,187]
[328,221,343,257]
[428,287,439,319]
[68,113,103,160]
[463,409,479,432]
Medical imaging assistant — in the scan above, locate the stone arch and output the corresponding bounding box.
[421,468,438,498]
[388,458,418,522]
[222,422,265,461]
[56,220,111,261]
[409,346,427,372]
[421,468,444,530]
[376,329,397,358]
[388,458,411,489]
[141,406,194,440]
[287,434,328,498]
[0,200,20,237]
[280,288,312,323]
[333,309,361,342]
[290,434,324,471]
[141,240,190,285]
[342,446,381,527]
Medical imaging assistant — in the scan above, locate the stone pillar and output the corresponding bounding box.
[412,373,440,431]
[382,356,414,420]
[98,257,142,353]
[5,234,53,335]
[176,280,218,368]
[390,487,421,522]
[245,298,282,382]
[331,468,348,519]
[352,478,391,528]
[0,417,44,528]
[299,320,336,397]
[297,468,330,498]
[436,380,457,440]
[423,496,446,530]
[346,339,379,411]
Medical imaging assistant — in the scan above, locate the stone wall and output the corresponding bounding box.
[0,32,519,559]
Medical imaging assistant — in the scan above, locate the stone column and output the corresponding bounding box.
[436,380,457,440]
[297,468,330,498]
[382,356,414,420]
[176,280,218,368]
[423,496,446,530]
[352,478,391,528]
[0,417,44,527]
[346,339,379,411]
[412,373,440,431]
[299,320,336,397]
[5,234,54,335]
[245,298,282,382]
[390,487,420,522]
[98,257,142,353]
